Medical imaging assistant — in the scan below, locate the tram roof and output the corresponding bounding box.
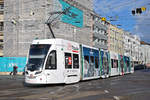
[31,38,79,45]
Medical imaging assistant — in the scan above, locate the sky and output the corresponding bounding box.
[94,0,150,43]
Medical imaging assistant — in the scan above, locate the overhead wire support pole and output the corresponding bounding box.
[45,7,71,39]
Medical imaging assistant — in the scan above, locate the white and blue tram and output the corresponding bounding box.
[25,39,133,84]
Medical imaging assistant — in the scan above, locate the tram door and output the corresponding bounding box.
[101,51,109,78]
[120,56,124,75]
[64,53,80,84]
[45,50,60,83]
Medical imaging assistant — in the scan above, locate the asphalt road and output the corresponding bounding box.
[0,69,150,100]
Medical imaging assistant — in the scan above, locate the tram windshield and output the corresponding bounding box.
[27,44,51,71]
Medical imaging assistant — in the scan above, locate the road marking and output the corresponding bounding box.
[104,90,109,93]
[40,97,49,100]
[113,96,120,100]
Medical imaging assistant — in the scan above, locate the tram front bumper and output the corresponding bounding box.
[25,75,46,84]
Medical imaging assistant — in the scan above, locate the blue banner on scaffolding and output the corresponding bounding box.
[0,57,27,72]
[59,0,83,28]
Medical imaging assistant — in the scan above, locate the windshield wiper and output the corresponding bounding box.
[27,63,35,67]
[27,64,36,71]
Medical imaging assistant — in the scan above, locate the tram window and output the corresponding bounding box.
[127,61,129,67]
[95,57,99,68]
[114,60,118,68]
[84,56,89,62]
[121,59,124,67]
[84,56,89,63]
[90,56,94,67]
[45,50,57,70]
[73,54,79,69]
[131,61,134,67]
[84,56,89,69]
[111,59,114,68]
[116,60,118,67]
[65,53,72,69]
[103,57,107,66]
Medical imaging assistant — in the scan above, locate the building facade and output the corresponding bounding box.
[4,0,94,57]
[124,31,132,57]
[132,35,141,65]
[124,32,142,64]
[141,42,150,66]
[108,24,124,55]
[92,14,108,50]
[0,0,3,57]
[2,0,147,67]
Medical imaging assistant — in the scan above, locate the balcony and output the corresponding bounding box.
[93,42,108,50]
[93,32,108,40]
[94,21,107,31]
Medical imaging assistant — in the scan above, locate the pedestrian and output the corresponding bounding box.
[13,65,18,75]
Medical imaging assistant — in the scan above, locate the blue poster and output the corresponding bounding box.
[0,57,27,72]
[59,0,83,28]
[82,46,100,78]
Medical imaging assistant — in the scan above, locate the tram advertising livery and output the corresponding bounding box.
[25,39,133,84]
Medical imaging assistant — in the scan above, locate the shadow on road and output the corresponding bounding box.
[23,81,66,88]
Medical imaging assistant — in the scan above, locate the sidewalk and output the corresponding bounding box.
[0,75,25,80]
[0,72,23,75]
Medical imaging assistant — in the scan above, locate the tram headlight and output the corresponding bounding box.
[25,71,29,75]
[35,71,42,75]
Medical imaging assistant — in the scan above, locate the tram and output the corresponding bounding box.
[25,39,81,84]
[25,38,133,84]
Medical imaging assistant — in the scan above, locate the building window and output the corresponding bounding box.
[0,22,3,31]
[0,45,3,49]
[0,4,4,9]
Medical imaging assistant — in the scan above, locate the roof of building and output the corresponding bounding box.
[141,41,150,45]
